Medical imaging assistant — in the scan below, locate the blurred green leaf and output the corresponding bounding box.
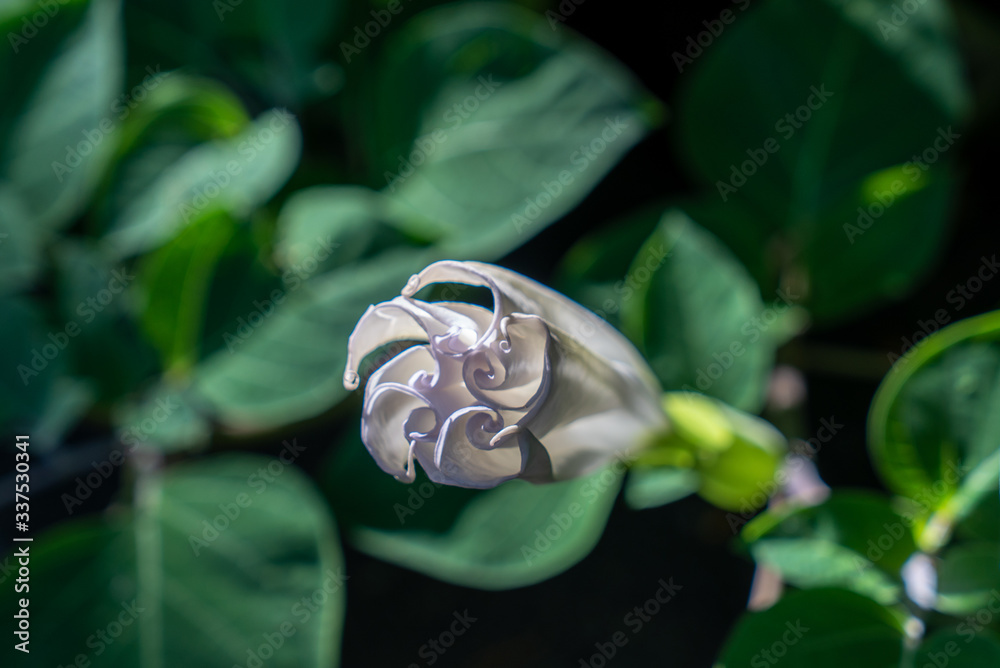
[750,538,901,605]
[0,296,66,434]
[675,0,968,321]
[136,212,237,372]
[624,467,700,511]
[622,210,776,412]
[364,2,659,258]
[868,311,1000,551]
[0,0,89,150]
[124,0,342,106]
[916,630,1000,667]
[103,109,301,258]
[332,441,623,589]
[745,491,919,578]
[715,588,904,667]
[0,455,345,667]
[273,185,424,282]
[555,203,665,333]
[3,0,124,232]
[0,185,41,294]
[936,542,1000,615]
[52,239,159,399]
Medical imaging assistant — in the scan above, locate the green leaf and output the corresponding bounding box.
[868,310,1000,551]
[0,296,65,434]
[135,212,237,372]
[3,0,124,232]
[366,2,659,258]
[0,185,41,294]
[916,630,1000,667]
[936,542,1000,615]
[123,0,342,106]
[715,588,904,667]
[622,210,776,412]
[326,435,622,589]
[1,455,345,667]
[103,108,301,258]
[52,239,159,399]
[554,203,666,333]
[624,467,700,511]
[273,185,423,282]
[674,0,968,321]
[750,538,901,605]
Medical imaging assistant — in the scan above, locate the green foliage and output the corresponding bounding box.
[1,455,344,667]
[674,0,967,321]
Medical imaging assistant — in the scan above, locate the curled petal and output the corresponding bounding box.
[426,407,523,488]
[359,346,437,481]
[463,314,550,411]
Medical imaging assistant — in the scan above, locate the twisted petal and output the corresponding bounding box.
[360,345,437,481]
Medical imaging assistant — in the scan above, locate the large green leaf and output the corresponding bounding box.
[103,108,301,258]
[1,455,345,666]
[326,435,622,589]
[2,0,123,232]
[675,0,968,321]
[622,210,776,412]
[868,311,1000,551]
[715,588,904,667]
[364,2,660,258]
